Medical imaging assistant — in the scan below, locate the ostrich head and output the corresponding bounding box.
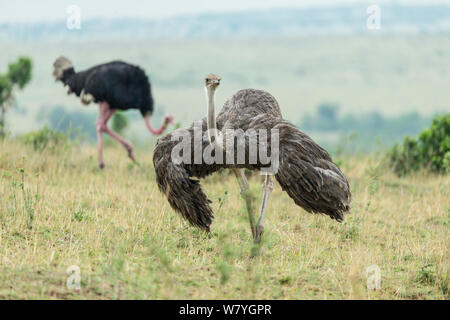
[204,74,221,89]
[52,56,73,81]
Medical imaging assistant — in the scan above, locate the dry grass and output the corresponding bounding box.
[0,138,448,299]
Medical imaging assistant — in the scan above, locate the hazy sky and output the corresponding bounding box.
[1,0,449,23]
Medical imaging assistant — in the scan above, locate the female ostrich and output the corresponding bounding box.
[153,75,351,243]
[53,56,173,169]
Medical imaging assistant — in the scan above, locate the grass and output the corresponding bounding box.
[0,138,448,299]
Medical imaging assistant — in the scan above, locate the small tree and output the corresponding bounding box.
[0,57,33,137]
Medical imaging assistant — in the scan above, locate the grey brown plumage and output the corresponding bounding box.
[153,89,351,231]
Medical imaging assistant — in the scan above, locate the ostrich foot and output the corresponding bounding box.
[254,225,264,244]
[124,144,136,162]
[253,174,273,244]
[99,163,105,170]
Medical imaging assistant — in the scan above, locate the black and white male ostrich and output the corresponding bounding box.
[153,75,351,243]
[53,56,173,168]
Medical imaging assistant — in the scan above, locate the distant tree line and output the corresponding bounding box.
[300,103,433,152]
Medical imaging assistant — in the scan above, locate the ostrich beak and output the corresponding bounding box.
[207,80,220,88]
[204,74,221,88]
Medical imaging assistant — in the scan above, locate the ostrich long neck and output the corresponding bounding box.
[145,116,167,135]
[206,87,217,131]
[206,87,217,144]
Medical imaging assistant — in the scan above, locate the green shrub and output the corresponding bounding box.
[389,114,450,175]
[22,126,70,152]
[111,112,128,135]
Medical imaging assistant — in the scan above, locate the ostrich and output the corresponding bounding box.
[53,56,173,169]
[153,75,351,243]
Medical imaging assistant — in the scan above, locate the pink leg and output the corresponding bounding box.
[97,102,136,167]
[96,103,109,168]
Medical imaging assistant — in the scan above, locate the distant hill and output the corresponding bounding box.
[1,3,449,41]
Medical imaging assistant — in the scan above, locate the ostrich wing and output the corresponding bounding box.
[273,121,351,221]
[153,120,219,231]
[245,114,351,221]
[154,159,215,231]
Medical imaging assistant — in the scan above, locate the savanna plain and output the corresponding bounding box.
[0,139,448,299]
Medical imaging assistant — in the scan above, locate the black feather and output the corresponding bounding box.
[61,61,154,117]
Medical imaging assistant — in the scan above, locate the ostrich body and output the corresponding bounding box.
[53,56,173,168]
[153,75,351,243]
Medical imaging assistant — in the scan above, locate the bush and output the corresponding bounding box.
[111,112,128,135]
[22,126,71,152]
[389,114,450,175]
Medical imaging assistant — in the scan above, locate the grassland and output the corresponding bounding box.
[0,138,448,299]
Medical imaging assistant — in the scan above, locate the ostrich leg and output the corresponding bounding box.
[97,102,136,168]
[104,124,136,162]
[96,102,112,169]
[254,174,274,243]
[100,102,136,162]
[232,169,256,238]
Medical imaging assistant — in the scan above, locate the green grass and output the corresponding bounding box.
[0,139,448,299]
